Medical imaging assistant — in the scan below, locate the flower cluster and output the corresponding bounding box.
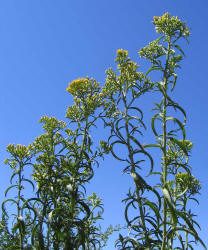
[104,49,144,95]
[66,78,88,96]
[116,49,128,63]
[39,116,67,133]
[152,12,190,37]
[66,104,84,121]
[175,172,201,195]
[32,171,47,181]
[66,77,101,99]
[99,140,110,154]
[66,77,106,121]
[139,39,165,61]
[5,144,32,161]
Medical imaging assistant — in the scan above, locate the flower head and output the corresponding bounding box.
[66,78,89,96]
[116,49,128,63]
[152,13,190,37]
[175,172,201,195]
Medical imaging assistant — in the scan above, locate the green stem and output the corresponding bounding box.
[17,164,24,250]
[161,83,168,250]
[184,198,188,250]
[161,40,171,250]
[81,118,88,154]
[122,91,150,246]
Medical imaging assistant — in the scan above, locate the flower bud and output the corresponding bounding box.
[130,172,138,180]
[48,211,53,223]
[66,184,73,192]
[18,216,23,222]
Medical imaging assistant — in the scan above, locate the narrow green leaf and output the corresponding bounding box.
[2,199,18,217]
[22,178,35,192]
[5,184,19,197]
[144,200,162,221]
[111,140,127,161]
[162,187,177,226]
[151,113,160,137]
[173,44,185,57]
[145,66,163,78]
[166,116,186,139]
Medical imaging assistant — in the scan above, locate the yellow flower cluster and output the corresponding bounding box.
[40,116,67,132]
[66,78,89,96]
[66,76,106,120]
[117,49,128,57]
[139,39,164,61]
[116,49,128,64]
[152,13,190,37]
[6,144,32,159]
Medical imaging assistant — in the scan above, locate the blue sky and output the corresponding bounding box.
[0,0,208,248]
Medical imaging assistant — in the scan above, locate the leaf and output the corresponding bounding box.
[166,116,186,139]
[78,201,91,220]
[162,188,175,209]
[145,66,163,78]
[5,185,19,197]
[129,136,154,175]
[144,200,162,221]
[22,178,35,191]
[189,197,199,205]
[149,171,162,176]
[124,200,135,226]
[22,197,44,211]
[10,171,17,184]
[143,144,161,149]
[2,199,18,217]
[115,118,126,141]
[176,186,188,199]
[167,227,207,250]
[171,73,178,92]
[111,140,127,161]
[174,231,185,250]
[31,223,40,246]
[162,187,177,226]
[177,210,196,233]
[151,113,160,137]
[128,106,144,120]
[173,44,185,57]
[167,95,187,124]
[127,116,146,130]
[12,222,19,234]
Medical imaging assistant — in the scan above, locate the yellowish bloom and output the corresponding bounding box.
[117,49,128,57]
[66,78,88,95]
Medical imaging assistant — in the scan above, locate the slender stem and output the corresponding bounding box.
[161,40,171,250]
[161,83,168,250]
[17,163,24,250]
[122,91,150,246]
[184,198,188,250]
[79,118,89,161]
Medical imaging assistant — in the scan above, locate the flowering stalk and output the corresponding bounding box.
[139,13,206,249]
[103,48,162,248]
[3,144,33,249]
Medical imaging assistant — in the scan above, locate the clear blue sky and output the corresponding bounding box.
[0,0,208,249]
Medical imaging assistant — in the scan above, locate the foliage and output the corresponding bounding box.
[1,79,112,249]
[102,13,206,249]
